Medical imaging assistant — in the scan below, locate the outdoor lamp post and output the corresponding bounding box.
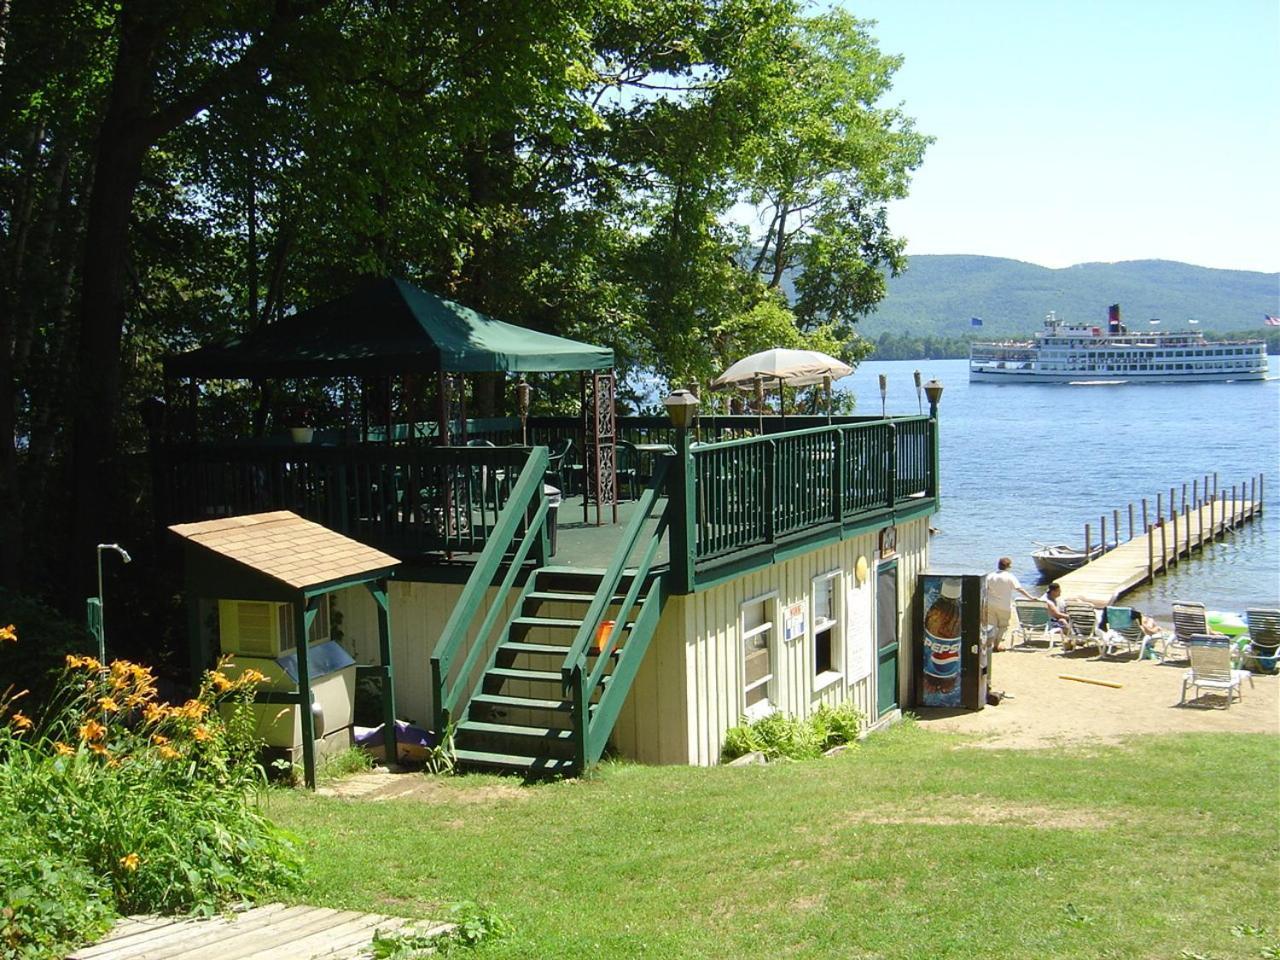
[924,379,944,418]
[94,543,132,664]
[663,389,699,431]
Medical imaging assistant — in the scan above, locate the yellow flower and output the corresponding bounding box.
[98,696,121,713]
[143,702,170,724]
[10,711,32,732]
[65,654,101,672]
[53,741,74,756]
[0,624,16,643]
[151,733,169,745]
[119,853,140,872]
[240,668,268,686]
[88,742,110,757]
[79,719,107,742]
[191,725,211,742]
[157,745,180,760]
[177,699,208,722]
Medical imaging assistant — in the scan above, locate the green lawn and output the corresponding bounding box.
[266,723,1279,960]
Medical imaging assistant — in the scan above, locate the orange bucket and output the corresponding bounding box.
[594,620,616,654]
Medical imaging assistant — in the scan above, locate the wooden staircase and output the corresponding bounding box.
[452,568,654,776]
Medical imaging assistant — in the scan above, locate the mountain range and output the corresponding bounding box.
[855,256,1279,338]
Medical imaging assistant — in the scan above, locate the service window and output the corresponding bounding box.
[741,593,777,717]
[811,570,842,688]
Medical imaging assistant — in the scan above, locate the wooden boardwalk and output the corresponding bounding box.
[69,903,451,960]
[1055,494,1262,608]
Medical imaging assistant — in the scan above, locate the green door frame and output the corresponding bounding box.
[875,558,900,716]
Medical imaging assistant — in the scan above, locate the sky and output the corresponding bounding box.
[840,0,1280,274]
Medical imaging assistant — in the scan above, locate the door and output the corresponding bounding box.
[876,560,899,715]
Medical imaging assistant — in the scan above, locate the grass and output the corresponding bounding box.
[266,722,1279,960]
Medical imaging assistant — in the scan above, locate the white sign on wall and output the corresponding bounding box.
[784,602,806,642]
[847,578,873,683]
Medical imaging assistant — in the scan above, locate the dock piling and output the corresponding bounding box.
[1128,503,1134,541]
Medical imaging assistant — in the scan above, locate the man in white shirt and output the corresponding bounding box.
[984,557,1037,650]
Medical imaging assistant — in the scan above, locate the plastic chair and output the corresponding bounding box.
[1011,599,1059,650]
[1062,600,1101,653]
[545,437,573,494]
[1166,601,1223,662]
[1242,608,1280,674]
[1181,636,1252,708]
[1099,606,1143,659]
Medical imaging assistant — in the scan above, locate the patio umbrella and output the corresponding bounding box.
[711,348,852,422]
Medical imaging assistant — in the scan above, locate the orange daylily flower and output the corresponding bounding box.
[79,719,107,742]
[88,742,110,757]
[9,711,32,732]
[191,725,211,742]
[157,745,180,760]
[119,853,140,872]
[53,741,75,756]
[98,696,121,713]
[0,624,16,643]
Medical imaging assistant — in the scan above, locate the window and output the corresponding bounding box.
[741,593,777,716]
[811,571,842,688]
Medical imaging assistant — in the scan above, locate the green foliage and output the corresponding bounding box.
[0,591,96,708]
[0,648,301,957]
[721,702,863,762]
[370,903,509,957]
[317,747,374,782]
[423,723,457,777]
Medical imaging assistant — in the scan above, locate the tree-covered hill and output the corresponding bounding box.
[856,256,1279,337]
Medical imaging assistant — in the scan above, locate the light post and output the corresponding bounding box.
[924,379,944,418]
[94,543,132,664]
[923,380,943,501]
[663,389,700,594]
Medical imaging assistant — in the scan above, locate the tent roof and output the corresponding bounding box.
[164,278,613,378]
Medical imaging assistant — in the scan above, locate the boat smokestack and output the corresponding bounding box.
[1108,303,1122,334]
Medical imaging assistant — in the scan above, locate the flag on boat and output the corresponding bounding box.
[970,316,983,327]
[1266,314,1280,326]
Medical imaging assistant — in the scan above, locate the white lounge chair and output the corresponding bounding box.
[1062,600,1101,653]
[1165,601,1223,663]
[1011,598,1059,650]
[1180,636,1252,708]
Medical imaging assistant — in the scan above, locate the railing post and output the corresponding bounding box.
[764,440,776,543]
[887,423,898,511]
[928,411,940,501]
[667,432,697,595]
[832,427,844,523]
[571,665,589,773]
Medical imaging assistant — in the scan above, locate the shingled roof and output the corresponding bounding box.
[168,511,399,592]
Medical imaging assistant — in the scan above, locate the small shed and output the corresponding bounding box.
[169,511,400,788]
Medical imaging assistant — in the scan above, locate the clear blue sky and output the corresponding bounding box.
[845,0,1280,274]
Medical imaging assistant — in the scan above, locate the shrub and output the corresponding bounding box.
[721,702,864,763]
[0,631,301,958]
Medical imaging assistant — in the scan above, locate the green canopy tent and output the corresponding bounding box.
[162,278,620,523]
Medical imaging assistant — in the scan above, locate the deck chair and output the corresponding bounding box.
[544,437,573,494]
[1099,606,1144,659]
[1242,608,1280,675]
[1011,599,1059,650]
[1180,636,1252,708]
[1166,601,1223,663]
[1061,600,1102,652]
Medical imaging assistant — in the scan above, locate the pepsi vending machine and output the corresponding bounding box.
[915,572,987,710]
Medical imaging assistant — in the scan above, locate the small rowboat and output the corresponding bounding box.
[1031,543,1104,580]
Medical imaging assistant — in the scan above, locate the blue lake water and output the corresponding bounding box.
[834,357,1280,617]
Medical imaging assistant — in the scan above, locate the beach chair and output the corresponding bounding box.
[1062,600,1102,653]
[1011,599,1058,650]
[1242,608,1280,675]
[1166,601,1222,663]
[1180,636,1252,708]
[1099,606,1143,659]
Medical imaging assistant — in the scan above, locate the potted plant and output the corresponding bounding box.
[286,402,313,443]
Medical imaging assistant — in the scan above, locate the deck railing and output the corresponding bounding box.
[686,417,935,567]
[155,442,533,556]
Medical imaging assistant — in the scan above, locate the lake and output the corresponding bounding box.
[834,356,1280,616]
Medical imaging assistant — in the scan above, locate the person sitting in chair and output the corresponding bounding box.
[1042,582,1073,641]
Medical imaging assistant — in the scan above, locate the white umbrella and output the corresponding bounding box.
[711,348,852,390]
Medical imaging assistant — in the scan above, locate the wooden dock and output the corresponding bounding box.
[1054,480,1264,609]
[69,903,451,960]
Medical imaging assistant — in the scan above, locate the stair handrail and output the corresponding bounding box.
[560,456,671,766]
[431,446,551,732]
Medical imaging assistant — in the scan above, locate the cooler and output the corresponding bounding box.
[915,571,988,710]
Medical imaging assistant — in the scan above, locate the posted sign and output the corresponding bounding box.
[784,602,806,642]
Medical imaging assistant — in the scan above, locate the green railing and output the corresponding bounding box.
[688,417,935,565]
[156,442,531,556]
[561,457,672,770]
[429,448,551,732]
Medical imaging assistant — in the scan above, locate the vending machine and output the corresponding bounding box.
[915,571,987,710]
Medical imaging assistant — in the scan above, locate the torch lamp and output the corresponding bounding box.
[924,379,944,418]
[878,373,888,418]
[913,369,923,415]
[516,376,531,445]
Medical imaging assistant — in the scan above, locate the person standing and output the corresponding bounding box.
[984,557,1037,651]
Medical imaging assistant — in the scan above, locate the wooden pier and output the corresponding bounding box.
[1054,474,1265,608]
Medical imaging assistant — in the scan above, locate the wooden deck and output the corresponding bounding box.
[1055,495,1262,607]
[69,903,451,960]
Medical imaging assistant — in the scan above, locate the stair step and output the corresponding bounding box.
[498,642,573,656]
[471,693,574,712]
[457,720,574,741]
[453,749,576,774]
[511,616,584,630]
[487,666,561,683]
[471,696,599,716]
[527,591,626,604]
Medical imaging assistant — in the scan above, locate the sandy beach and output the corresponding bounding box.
[914,640,1278,748]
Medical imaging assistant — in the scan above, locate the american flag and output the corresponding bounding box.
[970,316,983,327]
[1266,314,1280,326]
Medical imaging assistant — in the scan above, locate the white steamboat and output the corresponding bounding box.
[969,306,1268,384]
